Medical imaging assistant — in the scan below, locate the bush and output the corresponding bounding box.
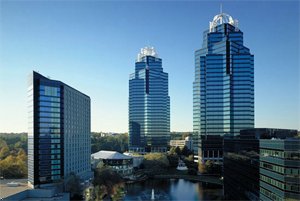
[198,160,222,175]
[188,168,198,175]
[198,162,206,174]
[167,154,179,168]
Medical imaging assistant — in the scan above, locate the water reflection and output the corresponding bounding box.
[125,179,223,201]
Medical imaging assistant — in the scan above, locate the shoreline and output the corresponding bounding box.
[125,173,223,186]
[153,174,223,185]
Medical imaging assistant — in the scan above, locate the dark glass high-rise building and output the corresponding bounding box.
[28,71,92,188]
[193,12,254,163]
[129,47,170,153]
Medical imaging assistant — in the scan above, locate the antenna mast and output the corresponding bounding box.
[220,3,223,14]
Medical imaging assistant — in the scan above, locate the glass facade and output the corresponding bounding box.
[28,71,92,188]
[260,139,300,201]
[223,128,299,201]
[28,73,63,187]
[129,47,170,152]
[37,85,62,183]
[193,13,254,162]
[223,137,260,200]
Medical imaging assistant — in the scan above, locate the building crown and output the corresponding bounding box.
[136,46,158,62]
[209,12,239,32]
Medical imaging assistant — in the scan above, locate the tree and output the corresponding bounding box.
[198,160,221,174]
[169,146,177,155]
[205,160,214,173]
[0,144,10,160]
[198,162,206,174]
[0,155,26,178]
[144,153,169,167]
[188,168,197,175]
[17,149,27,161]
[143,153,170,175]
[91,133,128,154]
[0,134,28,179]
[94,167,123,197]
[175,146,181,156]
[181,145,193,157]
[65,173,81,198]
[167,154,179,168]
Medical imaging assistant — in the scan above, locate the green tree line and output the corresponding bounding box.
[91,133,128,153]
[0,133,28,178]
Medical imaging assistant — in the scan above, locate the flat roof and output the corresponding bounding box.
[0,179,29,199]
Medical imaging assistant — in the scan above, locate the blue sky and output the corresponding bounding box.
[0,0,299,132]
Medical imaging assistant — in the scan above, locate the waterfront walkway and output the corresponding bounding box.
[154,174,223,185]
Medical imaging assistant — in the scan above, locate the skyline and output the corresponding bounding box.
[0,1,299,132]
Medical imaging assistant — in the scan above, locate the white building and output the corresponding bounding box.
[170,136,193,150]
[123,152,144,168]
[91,151,134,176]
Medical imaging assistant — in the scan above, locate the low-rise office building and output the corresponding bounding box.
[199,135,223,163]
[91,151,133,176]
[223,136,259,200]
[5,189,69,201]
[169,136,193,150]
[260,138,300,201]
[223,128,299,201]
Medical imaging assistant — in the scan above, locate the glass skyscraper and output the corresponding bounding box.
[129,47,170,153]
[28,71,92,188]
[193,12,254,163]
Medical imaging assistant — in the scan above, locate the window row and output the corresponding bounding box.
[39,112,60,118]
[39,96,60,102]
[39,107,60,113]
[40,85,60,96]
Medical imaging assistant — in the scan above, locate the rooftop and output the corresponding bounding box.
[0,179,29,199]
[91,150,133,160]
[136,46,158,62]
[209,12,238,32]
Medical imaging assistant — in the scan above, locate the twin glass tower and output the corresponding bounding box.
[129,12,254,157]
[193,12,254,163]
[129,47,170,153]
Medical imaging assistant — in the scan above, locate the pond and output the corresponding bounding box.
[124,179,223,201]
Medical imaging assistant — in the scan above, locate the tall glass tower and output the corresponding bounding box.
[28,71,92,188]
[193,13,254,163]
[129,47,170,153]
